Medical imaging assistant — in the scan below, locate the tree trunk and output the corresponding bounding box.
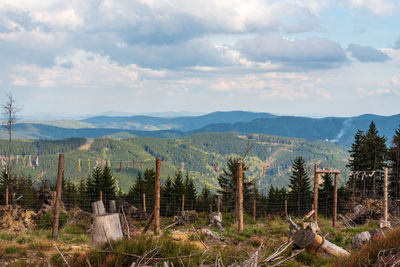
[92,201,106,215]
[109,200,117,213]
[91,213,123,247]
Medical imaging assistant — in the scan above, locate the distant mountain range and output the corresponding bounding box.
[3,111,399,145]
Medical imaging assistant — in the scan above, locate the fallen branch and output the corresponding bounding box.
[121,205,131,239]
[271,249,304,267]
[191,225,208,250]
[54,245,71,267]
[142,211,154,233]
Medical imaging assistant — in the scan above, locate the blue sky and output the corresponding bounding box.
[0,0,399,119]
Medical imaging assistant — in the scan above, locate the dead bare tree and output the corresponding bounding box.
[2,94,21,204]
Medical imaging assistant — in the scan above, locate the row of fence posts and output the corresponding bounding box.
[1,154,390,240]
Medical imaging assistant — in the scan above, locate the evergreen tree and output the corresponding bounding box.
[197,185,214,212]
[101,165,116,209]
[78,176,88,210]
[266,186,287,215]
[347,121,388,197]
[288,156,312,216]
[127,172,145,208]
[161,175,174,216]
[63,181,79,209]
[217,157,256,212]
[318,173,334,217]
[15,175,37,209]
[86,166,102,204]
[184,171,197,210]
[143,169,156,209]
[173,170,185,214]
[389,124,400,199]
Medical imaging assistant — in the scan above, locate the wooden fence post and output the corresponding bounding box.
[217,195,220,213]
[154,158,161,235]
[237,160,244,232]
[284,199,288,218]
[143,193,146,213]
[313,164,319,221]
[333,173,338,229]
[253,199,256,223]
[5,187,8,206]
[100,191,102,202]
[52,153,64,240]
[384,168,388,222]
[182,195,185,213]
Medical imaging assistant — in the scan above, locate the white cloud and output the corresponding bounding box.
[347,0,397,16]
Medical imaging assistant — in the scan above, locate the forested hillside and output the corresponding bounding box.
[1,132,349,193]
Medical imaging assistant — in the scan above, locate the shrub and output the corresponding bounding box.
[38,211,69,229]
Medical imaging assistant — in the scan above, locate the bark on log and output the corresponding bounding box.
[92,201,106,215]
[91,213,123,247]
[109,200,117,213]
[293,229,350,257]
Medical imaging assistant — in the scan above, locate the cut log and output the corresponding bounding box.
[109,200,117,213]
[293,229,350,257]
[92,201,106,215]
[91,213,123,247]
[208,211,225,231]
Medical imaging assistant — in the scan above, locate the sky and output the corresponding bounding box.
[0,0,400,119]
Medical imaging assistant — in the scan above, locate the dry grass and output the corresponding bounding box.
[335,227,400,267]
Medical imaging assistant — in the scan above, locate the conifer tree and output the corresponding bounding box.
[197,185,214,212]
[318,173,334,217]
[173,170,185,214]
[217,157,256,212]
[143,168,156,209]
[184,171,197,210]
[127,172,145,208]
[389,124,400,199]
[78,176,87,210]
[161,175,174,216]
[86,166,102,204]
[101,165,116,207]
[288,156,312,216]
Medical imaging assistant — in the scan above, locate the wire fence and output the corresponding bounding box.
[1,155,399,235]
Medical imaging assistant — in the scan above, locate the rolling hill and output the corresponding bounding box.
[1,132,349,193]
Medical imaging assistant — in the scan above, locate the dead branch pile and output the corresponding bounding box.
[208,212,225,231]
[119,201,148,221]
[0,205,38,232]
[173,211,198,226]
[343,199,383,225]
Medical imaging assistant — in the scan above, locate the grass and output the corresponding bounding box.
[335,227,400,267]
[0,212,390,266]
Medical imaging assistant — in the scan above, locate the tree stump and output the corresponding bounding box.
[92,201,106,215]
[91,213,123,247]
[109,200,117,213]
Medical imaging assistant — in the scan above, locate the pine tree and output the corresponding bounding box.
[101,165,116,208]
[78,176,88,210]
[184,171,197,210]
[318,173,334,217]
[127,172,145,208]
[86,166,102,204]
[347,121,388,197]
[173,170,185,214]
[217,157,256,212]
[143,168,156,209]
[161,175,174,216]
[197,185,214,212]
[288,156,312,216]
[389,124,400,200]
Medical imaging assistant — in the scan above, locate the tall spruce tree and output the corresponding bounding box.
[318,173,334,217]
[173,170,185,214]
[184,171,197,210]
[161,175,174,216]
[288,156,312,216]
[389,124,400,200]
[197,185,214,212]
[347,121,388,197]
[127,172,145,208]
[217,157,256,212]
[143,169,156,210]
[101,165,116,208]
